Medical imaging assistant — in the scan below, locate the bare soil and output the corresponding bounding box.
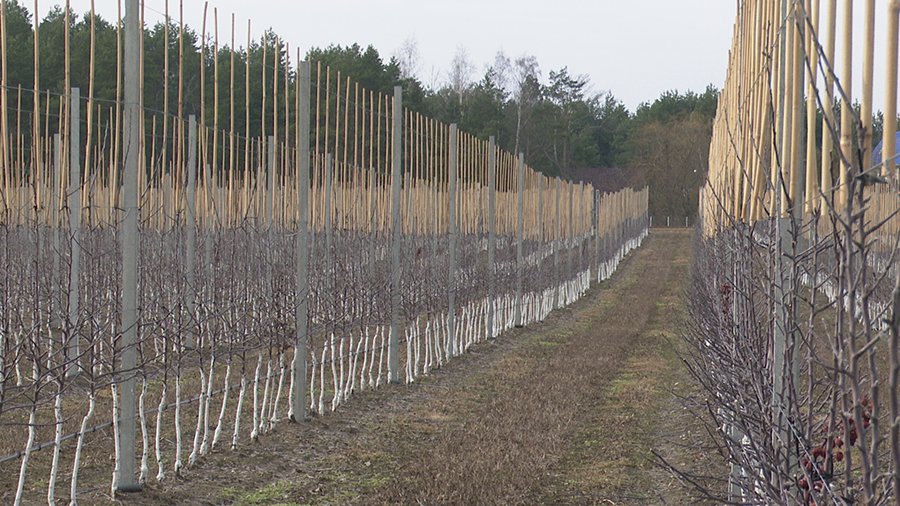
[113,228,714,506]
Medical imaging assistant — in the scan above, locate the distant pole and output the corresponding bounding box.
[389,85,402,383]
[567,180,574,297]
[578,181,584,272]
[514,154,524,327]
[448,124,459,355]
[553,177,561,309]
[266,135,276,304]
[487,136,496,338]
[292,60,310,422]
[185,116,197,350]
[117,0,141,491]
[593,189,599,282]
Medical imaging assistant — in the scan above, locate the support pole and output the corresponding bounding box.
[117,0,141,491]
[448,124,458,355]
[578,181,584,272]
[567,180,574,298]
[593,189,599,282]
[487,136,496,338]
[185,116,197,350]
[266,135,276,305]
[514,154,524,327]
[553,178,561,309]
[595,191,602,282]
[773,216,794,474]
[389,85,402,383]
[292,60,310,422]
[66,87,82,379]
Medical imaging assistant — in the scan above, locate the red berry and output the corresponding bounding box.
[798,478,809,489]
[835,451,844,462]
[834,437,843,447]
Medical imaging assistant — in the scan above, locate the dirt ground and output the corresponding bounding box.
[116,228,716,506]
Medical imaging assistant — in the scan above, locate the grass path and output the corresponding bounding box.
[128,228,710,506]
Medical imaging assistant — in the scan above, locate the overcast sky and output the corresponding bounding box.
[31,0,738,112]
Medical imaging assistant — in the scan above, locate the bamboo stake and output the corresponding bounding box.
[838,0,854,209]
[229,13,235,226]
[243,20,250,220]
[862,0,876,172]
[85,0,96,218]
[821,0,838,214]
[885,1,899,181]
[804,0,820,215]
[261,29,266,144]
[0,0,8,200]
[274,36,279,151]
[789,4,803,215]
[213,9,219,188]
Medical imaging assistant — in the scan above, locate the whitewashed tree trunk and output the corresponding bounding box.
[47,382,64,505]
[110,383,120,495]
[154,384,166,481]
[318,346,327,414]
[232,373,246,449]
[270,352,285,427]
[258,357,272,434]
[200,356,215,455]
[212,362,231,448]
[139,377,149,482]
[69,391,95,505]
[189,366,205,465]
[250,352,262,440]
[15,405,37,506]
[174,372,183,474]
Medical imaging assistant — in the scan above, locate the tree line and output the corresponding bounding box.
[0,0,718,218]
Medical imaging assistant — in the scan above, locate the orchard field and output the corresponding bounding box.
[111,228,712,506]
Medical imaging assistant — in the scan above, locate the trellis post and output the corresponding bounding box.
[487,136,496,338]
[117,0,141,491]
[514,153,524,327]
[66,87,82,379]
[553,177,561,309]
[185,116,197,350]
[389,85,402,383]
[448,124,458,355]
[292,60,310,422]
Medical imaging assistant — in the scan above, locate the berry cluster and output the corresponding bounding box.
[720,283,731,315]
[796,397,874,501]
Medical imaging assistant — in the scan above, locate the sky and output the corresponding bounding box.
[32,0,739,113]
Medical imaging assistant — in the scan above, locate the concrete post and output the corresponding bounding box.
[578,181,584,272]
[266,136,276,306]
[66,88,82,379]
[448,124,458,355]
[567,180,574,295]
[514,154,525,327]
[592,189,599,282]
[185,116,197,350]
[389,86,402,383]
[292,60,310,422]
[117,0,141,491]
[487,136,496,338]
[553,178,561,309]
